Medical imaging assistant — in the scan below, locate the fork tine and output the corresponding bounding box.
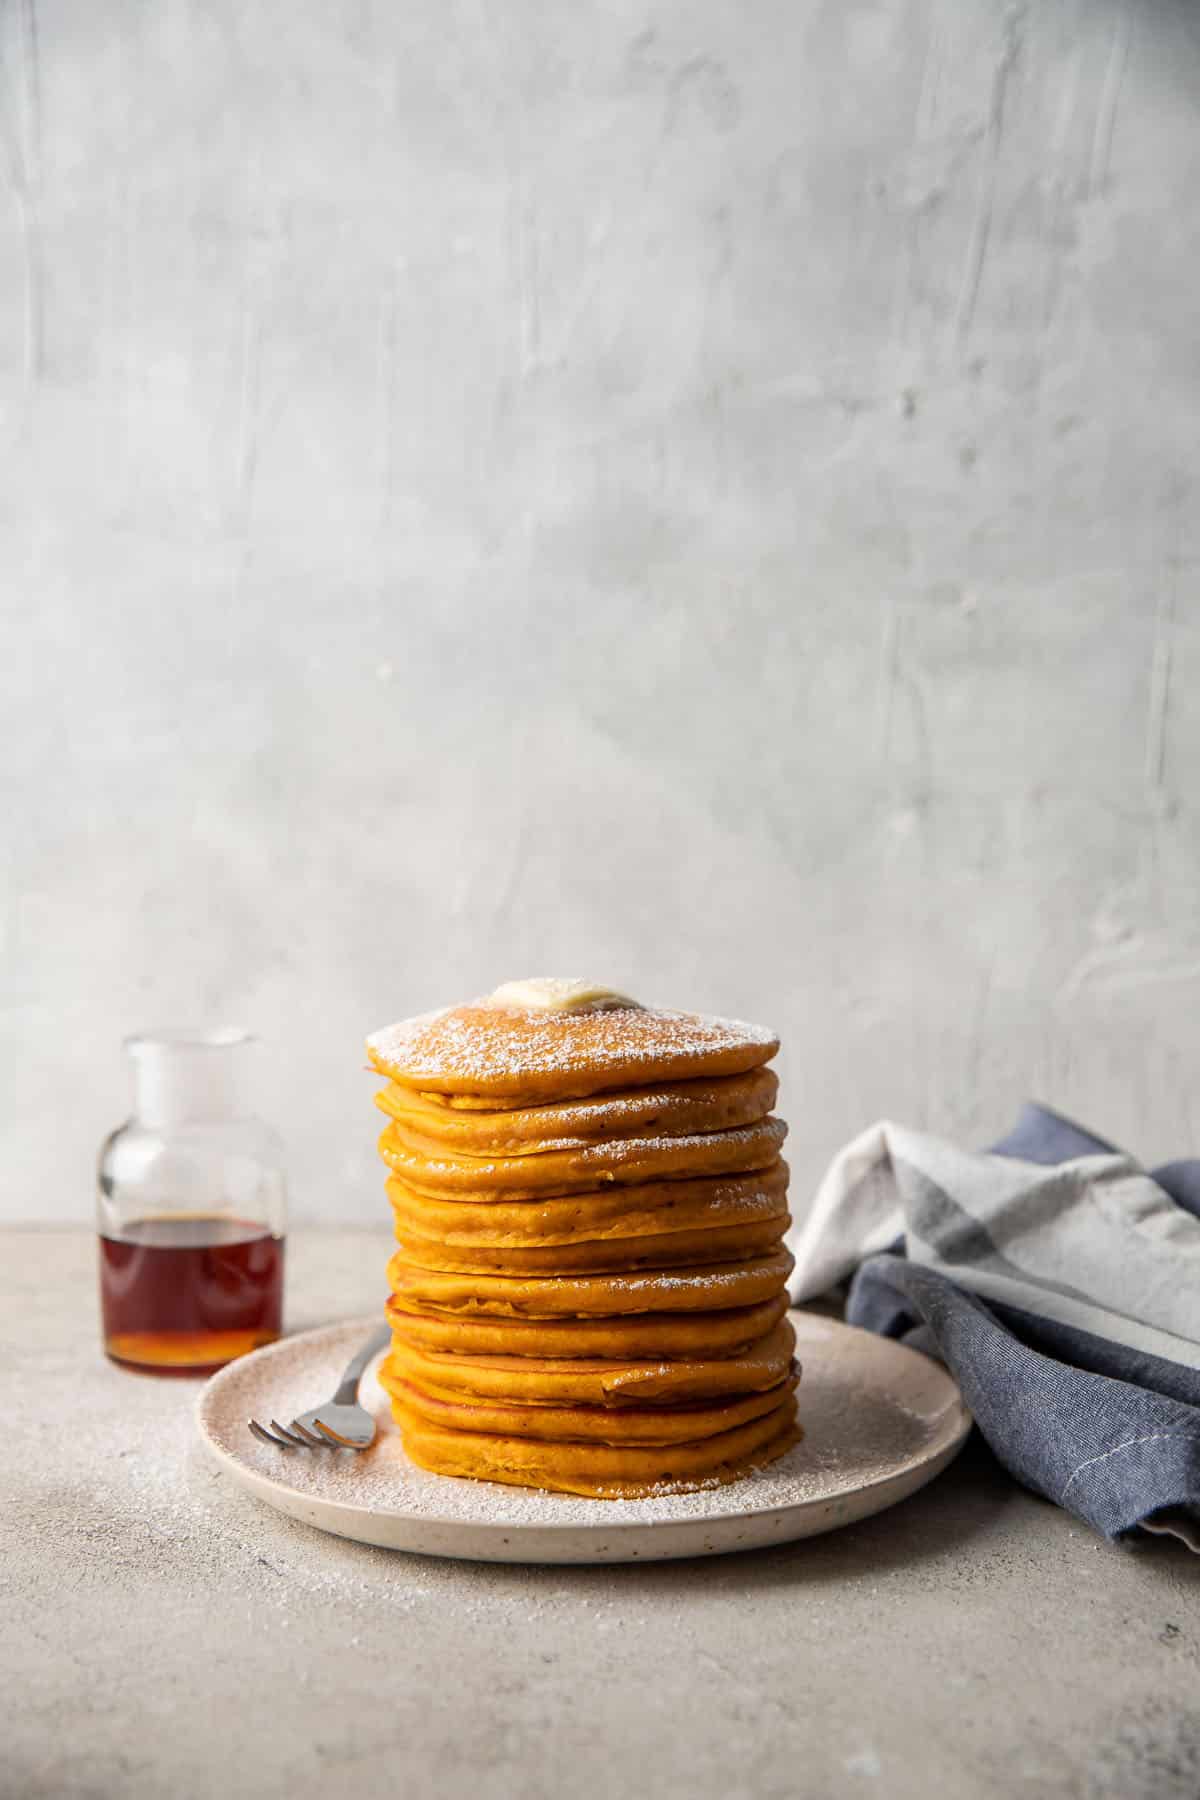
[288,1419,330,1448]
[249,1419,294,1449]
[268,1417,312,1448]
[313,1417,360,1448]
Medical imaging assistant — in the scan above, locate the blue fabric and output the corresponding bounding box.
[845,1104,1200,1545]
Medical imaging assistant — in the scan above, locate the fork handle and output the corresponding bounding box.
[331,1322,392,1405]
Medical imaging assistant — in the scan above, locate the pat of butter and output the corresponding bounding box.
[484,978,641,1014]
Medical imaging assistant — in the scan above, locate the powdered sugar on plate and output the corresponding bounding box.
[196,1315,971,1560]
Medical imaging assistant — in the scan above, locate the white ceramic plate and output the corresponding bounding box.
[196,1312,971,1565]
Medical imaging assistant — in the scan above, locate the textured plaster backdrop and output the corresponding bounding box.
[3,0,1199,1225]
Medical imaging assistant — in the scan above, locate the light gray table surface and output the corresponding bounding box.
[6,1229,1199,1800]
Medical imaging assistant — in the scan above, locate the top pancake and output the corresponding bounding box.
[367,998,779,1103]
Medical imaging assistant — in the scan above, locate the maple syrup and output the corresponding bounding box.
[99,1214,284,1377]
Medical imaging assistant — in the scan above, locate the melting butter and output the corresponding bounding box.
[483,978,641,1014]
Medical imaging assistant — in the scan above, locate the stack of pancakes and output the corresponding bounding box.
[367,980,801,1498]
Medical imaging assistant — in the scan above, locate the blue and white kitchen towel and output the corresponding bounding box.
[787,1105,1200,1550]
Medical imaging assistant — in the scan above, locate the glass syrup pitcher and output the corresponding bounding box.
[97,1029,287,1376]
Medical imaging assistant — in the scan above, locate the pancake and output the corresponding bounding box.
[392,1214,790,1274]
[386,1164,790,1247]
[384,1319,798,1406]
[384,1290,792,1360]
[367,993,779,1104]
[389,1395,801,1498]
[386,1247,795,1319]
[367,979,794,1497]
[374,1067,778,1155]
[378,1116,787,1198]
[381,1365,798,1444]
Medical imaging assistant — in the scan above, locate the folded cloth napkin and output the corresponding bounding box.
[787,1104,1200,1550]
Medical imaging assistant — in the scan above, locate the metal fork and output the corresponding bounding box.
[249,1324,391,1451]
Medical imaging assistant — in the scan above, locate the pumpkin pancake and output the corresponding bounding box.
[386,1247,795,1319]
[368,980,795,1496]
[386,1164,789,1247]
[384,1319,798,1407]
[384,1291,791,1360]
[367,986,779,1105]
[392,1214,790,1274]
[390,1395,801,1497]
[378,1116,787,1198]
[374,1067,778,1155]
[381,1365,798,1444]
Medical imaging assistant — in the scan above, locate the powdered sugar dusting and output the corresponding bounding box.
[198,1315,968,1541]
[366,1002,778,1097]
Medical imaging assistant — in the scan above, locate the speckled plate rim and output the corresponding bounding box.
[195,1312,972,1565]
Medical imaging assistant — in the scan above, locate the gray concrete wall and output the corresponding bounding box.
[3,0,1199,1225]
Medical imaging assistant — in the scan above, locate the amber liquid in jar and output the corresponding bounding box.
[99,1214,284,1376]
